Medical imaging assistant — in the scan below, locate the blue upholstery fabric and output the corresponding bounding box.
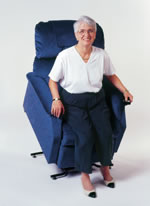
[102,76,126,153]
[23,20,126,168]
[33,57,55,78]
[35,21,61,58]
[23,78,62,163]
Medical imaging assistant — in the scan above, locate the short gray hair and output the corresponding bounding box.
[73,16,97,33]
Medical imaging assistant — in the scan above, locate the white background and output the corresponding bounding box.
[0,0,150,205]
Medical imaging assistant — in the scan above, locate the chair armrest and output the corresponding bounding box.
[23,72,62,163]
[103,76,125,121]
[26,72,52,113]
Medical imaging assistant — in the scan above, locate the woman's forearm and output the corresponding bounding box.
[48,79,60,99]
[106,74,133,102]
[106,74,128,94]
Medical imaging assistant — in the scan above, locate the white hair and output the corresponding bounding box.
[73,16,97,33]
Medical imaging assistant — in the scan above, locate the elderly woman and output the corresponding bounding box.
[48,16,133,198]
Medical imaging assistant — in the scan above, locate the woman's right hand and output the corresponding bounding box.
[51,100,65,118]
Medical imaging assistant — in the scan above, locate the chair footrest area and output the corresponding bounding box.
[50,167,75,180]
[50,163,114,180]
[92,163,101,168]
[30,151,114,179]
[92,162,114,169]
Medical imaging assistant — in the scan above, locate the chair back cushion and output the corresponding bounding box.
[35,20,104,58]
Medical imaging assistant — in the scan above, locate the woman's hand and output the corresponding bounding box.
[106,75,133,103]
[51,100,65,118]
[123,90,133,103]
[48,79,65,118]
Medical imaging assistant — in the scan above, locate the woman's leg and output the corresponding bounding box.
[63,105,96,193]
[89,99,113,167]
[88,97,115,187]
[100,166,113,181]
[63,105,95,174]
[81,172,94,191]
[100,166,115,188]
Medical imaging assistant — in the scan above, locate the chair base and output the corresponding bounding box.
[30,151,43,158]
[50,167,75,180]
[93,163,113,169]
[30,151,113,179]
[92,163,101,168]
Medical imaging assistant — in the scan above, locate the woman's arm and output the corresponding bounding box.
[48,79,65,118]
[106,74,133,102]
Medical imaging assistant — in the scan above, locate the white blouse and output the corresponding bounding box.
[49,46,116,94]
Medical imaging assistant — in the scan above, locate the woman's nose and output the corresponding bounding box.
[84,31,90,37]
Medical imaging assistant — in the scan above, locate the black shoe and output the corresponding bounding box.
[104,179,115,188]
[84,189,97,198]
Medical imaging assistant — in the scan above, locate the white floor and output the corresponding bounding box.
[1,107,150,206]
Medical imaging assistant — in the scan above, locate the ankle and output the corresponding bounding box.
[81,173,94,191]
[100,166,113,181]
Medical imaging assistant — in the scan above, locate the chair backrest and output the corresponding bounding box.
[33,20,105,77]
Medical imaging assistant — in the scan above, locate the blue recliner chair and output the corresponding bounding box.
[23,20,128,179]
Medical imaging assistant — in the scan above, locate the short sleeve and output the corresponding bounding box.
[49,53,64,82]
[103,51,116,76]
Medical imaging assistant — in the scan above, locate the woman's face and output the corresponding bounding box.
[75,23,96,47]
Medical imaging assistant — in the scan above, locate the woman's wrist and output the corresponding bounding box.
[123,89,129,94]
[52,97,61,101]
